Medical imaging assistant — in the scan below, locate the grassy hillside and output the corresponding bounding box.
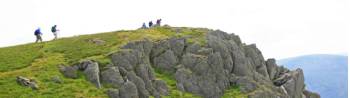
[0,26,245,98]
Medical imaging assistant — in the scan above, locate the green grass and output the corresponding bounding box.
[0,44,43,72]
[222,86,247,98]
[0,53,108,98]
[0,26,243,97]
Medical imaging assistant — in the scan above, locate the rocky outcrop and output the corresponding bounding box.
[110,40,169,98]
[147,30,318,98]
[282,68,305,98]
[58,28,319,98]
[59,40,169,98]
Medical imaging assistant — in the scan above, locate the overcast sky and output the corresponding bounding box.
[0,0,348,59]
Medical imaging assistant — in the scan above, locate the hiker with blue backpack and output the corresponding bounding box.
[51,25,59,40]
[141,22,147,29]
[34,28,43,43]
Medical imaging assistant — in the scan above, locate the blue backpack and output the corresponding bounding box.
[34,29,41,35]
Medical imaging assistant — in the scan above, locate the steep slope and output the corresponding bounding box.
[0,26,318,98]
[278,54,348,98]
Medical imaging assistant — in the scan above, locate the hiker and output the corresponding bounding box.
[148,21,153,28]
[34,28,43,43]
[141,22,147,29]
[156,19,162,26]
[51,25,59,40]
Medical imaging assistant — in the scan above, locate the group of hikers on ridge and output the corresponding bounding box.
[34,19,162,43]
[141,19,162,29]
[34,25,59,43]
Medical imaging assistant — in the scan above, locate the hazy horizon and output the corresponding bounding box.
[0,0,348,59]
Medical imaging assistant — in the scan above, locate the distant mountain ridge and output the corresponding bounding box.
[277,54,348,98]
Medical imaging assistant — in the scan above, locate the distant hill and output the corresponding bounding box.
[277,54,348,98]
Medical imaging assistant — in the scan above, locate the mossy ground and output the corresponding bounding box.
[222,86,247,98]
[0,26,245,97]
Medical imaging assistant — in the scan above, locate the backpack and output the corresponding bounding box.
[156,19,160,24]
[51,26,57,32]
[34,29,41,35]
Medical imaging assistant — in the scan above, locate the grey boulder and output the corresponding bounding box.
[282,68,305,98]
[58,65,78,79]
[16,76,39,90]
[235,77,257,93]
[153,80,169,95]
[127,72,149,98]
[119,81,139,98]
[107,89,120,98]
[83,62,102,88]
[152,50,177,73]
[101,66,124,88]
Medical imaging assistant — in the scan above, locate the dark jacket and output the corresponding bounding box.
[51,26,57,32]
[148,21,153,27]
